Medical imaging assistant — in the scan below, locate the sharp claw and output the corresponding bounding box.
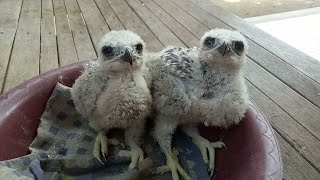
[223,143,227,149]
[93,132,110,165]
[154,161,191,180]
[208,168,214,178]
[94,146,104,165]
[97,157,105,165]
[118,149,145,169]
[102,152,107,161]
[192,138,225,177]
[211,141,226,148]
[168,152,191,180]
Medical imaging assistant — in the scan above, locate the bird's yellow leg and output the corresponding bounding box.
[192,135,225,176]
[93,131,108,164]
[153,119,191,180]
[182,125,226,177]
[118,128,144,169]
[118,147,144,169]
[154,148,191,180]
[93,131,122,164]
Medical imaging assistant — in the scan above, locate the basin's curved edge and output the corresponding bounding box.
[0,61,86,160]
[249,101,283,180]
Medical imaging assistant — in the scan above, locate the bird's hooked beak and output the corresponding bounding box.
[122,48,133,65]
[217,41,231,56]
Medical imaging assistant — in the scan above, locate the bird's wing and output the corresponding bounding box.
[142,64,152,90]
[159,47,199,79]
[72,60,108,117]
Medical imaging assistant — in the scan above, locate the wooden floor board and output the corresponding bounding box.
[151,0,320,146]
[107,0,163,52]
[161,0,320,143]
[0,0,23,93]
[126,0,186,47]
[140,0,199,48]
[77,0,110,51]
[247,46,320,108]
[143,3,320,179]
[247,81,320,171]
[4,0,41,92]
[2,0,320,179]
[53,0,79,66]
[276,132,320,180]
[40,0,59,73]
[152,0,208,39]
[65,0,97,61]
[245,60,320,140]
[172,0,320,109]
[190,0,320,84]
[171,0,229,29]
[94,0,125,31]
[0,0,23,30]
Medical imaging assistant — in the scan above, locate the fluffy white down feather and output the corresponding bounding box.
[71,30,152,168]
[147,28,249,131]
[145,28,249,179]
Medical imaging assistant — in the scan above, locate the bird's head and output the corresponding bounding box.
[97,30,146,72]
[199,28,248,69]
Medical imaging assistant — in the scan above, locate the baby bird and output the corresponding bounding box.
[71,30,152,169]
[147,28,249,179]
[145,45,201,180]
[182,28,249,176]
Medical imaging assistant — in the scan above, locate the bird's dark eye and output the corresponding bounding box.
[102,46,113,56]
[232,41,244,55]
[135,43,143,53]
[203,37,217,48]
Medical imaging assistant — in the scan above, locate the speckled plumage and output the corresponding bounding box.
[146,28,249,179]
[192,28,249,128]
[71,30,152,168]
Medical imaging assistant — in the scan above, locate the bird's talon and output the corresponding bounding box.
[211,141,226,148]
[96,156,105,165]
[160,154,191,180]
[118,148,144,169]
[130,148,144,169]
[208,168,214,178]
[192,138,225,176]
[93,132,109,165]
[102,153,107,161]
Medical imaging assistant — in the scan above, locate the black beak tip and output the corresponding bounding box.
[218,42,230,56]
[123,49,133,65]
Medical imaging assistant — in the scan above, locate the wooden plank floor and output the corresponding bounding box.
[1,0,320,179]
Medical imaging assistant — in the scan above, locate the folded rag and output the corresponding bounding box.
[1,83,211,180]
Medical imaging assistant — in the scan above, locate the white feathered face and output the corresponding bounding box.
[97,30,146,71]
[199,29,248,68]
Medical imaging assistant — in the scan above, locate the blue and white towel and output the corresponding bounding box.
[0,83,211,180]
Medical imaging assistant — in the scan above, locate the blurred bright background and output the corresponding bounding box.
[212,0,320,61]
